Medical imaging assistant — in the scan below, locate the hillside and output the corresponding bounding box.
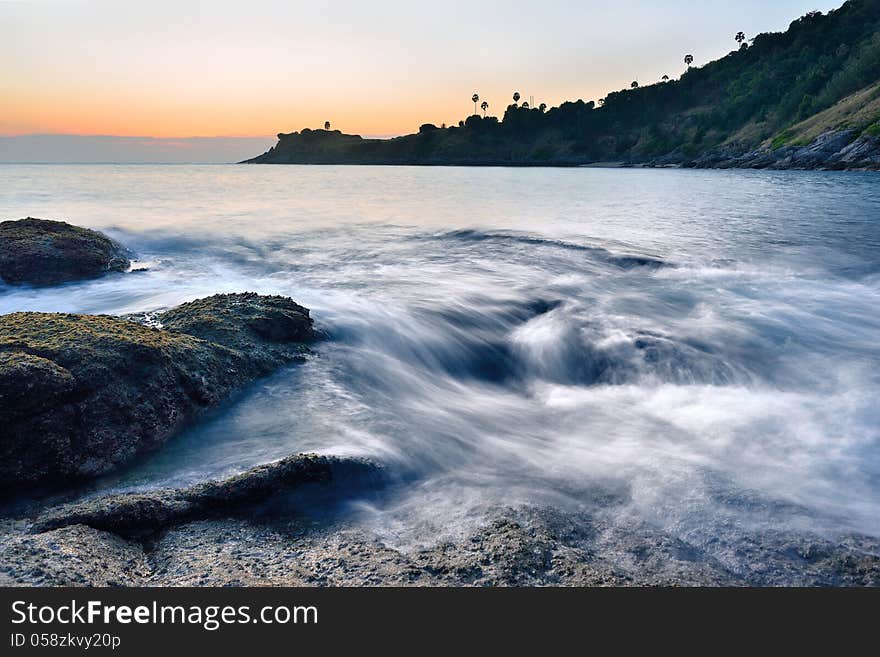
[245,0,880,169]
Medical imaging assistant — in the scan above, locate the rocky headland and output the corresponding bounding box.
[244,126,880,171]
[245,1,880,172]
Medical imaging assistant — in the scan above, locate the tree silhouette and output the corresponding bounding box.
[735,31,746,46]
[513,91,521,104]
[539,102,547,112]
[480,100,489,117]
[521,101,530,109]
[684,54,694,67]
[661,74,669,81]
[324,121,331,130]
[472,93,480,116]
[631,81,639,88]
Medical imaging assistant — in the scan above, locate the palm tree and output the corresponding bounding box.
[661,74,669,81]
[513,91,521,105]
[472,93,480,116]
[324,121,331,130]
[480,100,488,117]
[539,102,547,112]
[631,81,639,88]
[735,31,746,46]
[684,54,694,67]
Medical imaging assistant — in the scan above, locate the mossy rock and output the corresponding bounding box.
[0,217,130,286]
[158,292,312,351]
[0,294,314,491]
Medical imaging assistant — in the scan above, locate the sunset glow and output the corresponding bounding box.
[3,0,843,139]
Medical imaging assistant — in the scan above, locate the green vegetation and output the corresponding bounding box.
[249,0,880,165]
[770,129,798,150]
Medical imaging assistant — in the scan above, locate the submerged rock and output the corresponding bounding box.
[0,293,314,490]
[0,217,131,286]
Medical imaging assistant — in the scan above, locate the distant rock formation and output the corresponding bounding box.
[681,130,880,170]
[243,0,880,172]
[0,217,130,286]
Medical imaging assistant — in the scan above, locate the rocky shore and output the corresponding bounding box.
[1,217,878,587]
[243,128,880,171]
[677,130,880,170]
[2,459,877,586]
[0,292,314,490]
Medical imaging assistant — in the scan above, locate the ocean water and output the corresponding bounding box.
[2,164,879,554]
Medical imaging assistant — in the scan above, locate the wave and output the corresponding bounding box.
[425,229,671,270]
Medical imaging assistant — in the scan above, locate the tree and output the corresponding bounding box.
[735,31,746,48]
[684,54,694,67]
[522,101,530,109]
[480,100,489,117]
[472,93,479,116]
[539,102,547,112]
[324,121,331,130]
[513,91,521,104]
[661,74,669,81]
[631,81,639,88]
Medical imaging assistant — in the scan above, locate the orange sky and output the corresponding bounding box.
[1,0,844,139]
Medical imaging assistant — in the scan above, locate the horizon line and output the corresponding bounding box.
[0,132,404,140]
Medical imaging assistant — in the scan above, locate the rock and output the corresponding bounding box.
[157,292,313,353]
[0,522,148,587]
[836,134,880,168]
[6,499,876,586]
[0,293,314,490]
[678,129,880,171]
[0,217,130,286]
[33,454,382,536]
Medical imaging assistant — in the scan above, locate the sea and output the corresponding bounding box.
[2,163,878,561]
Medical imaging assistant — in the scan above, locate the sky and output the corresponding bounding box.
[1,0,846,161]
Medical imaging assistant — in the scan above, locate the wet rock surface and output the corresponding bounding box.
[33,454,382,536]
[1,454,877,587]
[0,293,314,490]
[0,217,131,286]
[3,500,878,586]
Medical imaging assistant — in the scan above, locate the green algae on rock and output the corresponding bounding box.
[0,293,314,490]
[0,217,131,286]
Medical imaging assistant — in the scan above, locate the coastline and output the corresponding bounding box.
[241,129,880,171]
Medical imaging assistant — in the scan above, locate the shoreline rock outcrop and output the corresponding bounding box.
[679,130,880,170]
[0,217,131,286]
[0,293,314,491]
[33,454,383,537]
